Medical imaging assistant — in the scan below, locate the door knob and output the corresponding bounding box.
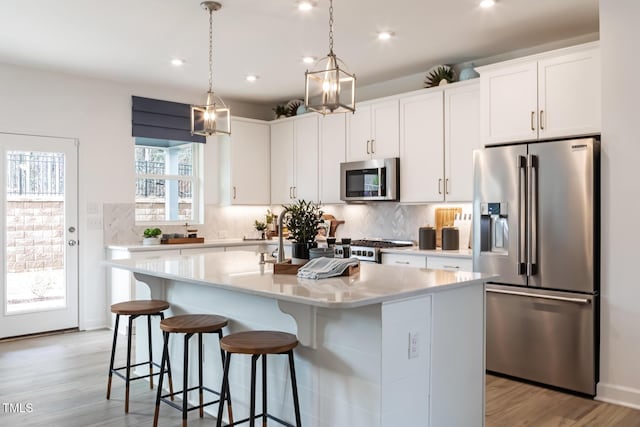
[68,240,77,246]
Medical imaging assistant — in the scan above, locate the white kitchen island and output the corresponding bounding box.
[105,251,487,427]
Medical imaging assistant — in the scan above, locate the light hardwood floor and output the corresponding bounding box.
[1,330,639,426]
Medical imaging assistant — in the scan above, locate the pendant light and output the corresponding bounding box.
[304,0,356,114]
[191,1,231,137]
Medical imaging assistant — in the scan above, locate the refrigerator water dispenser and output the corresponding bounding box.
[480,202,508,253]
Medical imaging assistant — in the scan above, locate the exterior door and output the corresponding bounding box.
[0,133,78,338]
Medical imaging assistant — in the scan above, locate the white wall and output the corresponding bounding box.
[0,63,269,330]
[597,0,640,409]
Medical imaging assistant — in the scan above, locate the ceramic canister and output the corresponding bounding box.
[441,227,460,250]
[419,227,436,250]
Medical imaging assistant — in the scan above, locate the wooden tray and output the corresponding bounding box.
[273,260,360,276]
[161,237,205,244]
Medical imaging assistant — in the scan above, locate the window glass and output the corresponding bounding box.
[134,140,201,224]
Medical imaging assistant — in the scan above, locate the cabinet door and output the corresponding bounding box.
[381,253,427,268]
[270,120,294,204]
[371,99,400,159]
[538,48,601,139]
[347,104,372,161]
[293,115,319,201]
[400,91,444,202]
[230,120,270,205]
[320,114,346,204]
[444,83,480,202]
[481,62,538,144]
[427,256,473,272]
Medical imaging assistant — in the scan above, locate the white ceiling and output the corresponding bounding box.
[0,0,599,104]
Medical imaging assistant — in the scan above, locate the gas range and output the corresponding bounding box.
[335,239,414,263]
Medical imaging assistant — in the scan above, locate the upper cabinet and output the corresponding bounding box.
[219,118,270,205]
[479,42,601,145]
[270,115,319,205]
[319,114,346,204]
[400,81,480,203]
[347,99,399,161]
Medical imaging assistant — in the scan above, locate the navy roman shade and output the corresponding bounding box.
[131,96,206,144]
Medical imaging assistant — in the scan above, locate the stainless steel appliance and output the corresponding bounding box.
[473,137,600,396]
[337,239,413,263]
[340,158,400,202]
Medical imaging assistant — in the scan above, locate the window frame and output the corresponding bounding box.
[134,140,204,226]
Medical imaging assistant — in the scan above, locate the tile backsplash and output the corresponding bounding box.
[103,202,472,245]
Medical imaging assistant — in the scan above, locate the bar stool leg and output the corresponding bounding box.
[217,330,233,423]
[198,333,204,418]
[148,315,154,389]
[288,351,302,427]
[106,313,120,400]
[262,355,267,427]
[250,354,259,427]
[159,313,175,400]
[125,315,135,413]
[153,331,170,427]
[216,352,232,427]
[182,333,192,427]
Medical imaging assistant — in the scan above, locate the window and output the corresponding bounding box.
[134,138,202,224]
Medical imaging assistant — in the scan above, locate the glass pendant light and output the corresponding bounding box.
[191,1,231,136]
[304,0,356,114]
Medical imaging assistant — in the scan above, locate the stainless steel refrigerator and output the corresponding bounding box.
[473,137,599,396]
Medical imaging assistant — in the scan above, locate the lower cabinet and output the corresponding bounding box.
[381,253,473,272]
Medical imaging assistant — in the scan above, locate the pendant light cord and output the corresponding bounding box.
[328,0,334,55]
[208,7,214,93]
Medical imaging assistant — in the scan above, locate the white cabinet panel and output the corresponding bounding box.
[320,114,346,204]
[427,256,473,272]
[270,120,294,205]
[225,119,270,205]
[400,91,444,203]
[381,253,427,268]
[293,115,319,201]
[347,100,399,161]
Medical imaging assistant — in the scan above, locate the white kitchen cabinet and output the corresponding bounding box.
[347,99,399,161]
[319,114,346,204]
[399,90,444,202]
[270,115,319,204]
[427,256,473,272]
[399,81,480,203]
[480,42,600,144]
[381,253,427,268]
[219,118,270,205]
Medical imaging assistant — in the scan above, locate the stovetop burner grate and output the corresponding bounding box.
[350,239,414,248]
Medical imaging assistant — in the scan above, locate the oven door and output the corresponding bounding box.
[340,158,399,201]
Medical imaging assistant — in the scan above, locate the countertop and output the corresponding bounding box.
[104,251,488,308]
[107,239,280,252]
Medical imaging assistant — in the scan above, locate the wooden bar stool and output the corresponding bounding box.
[216,331,302,427]
[106,299,173,413]
[153,314,233,427]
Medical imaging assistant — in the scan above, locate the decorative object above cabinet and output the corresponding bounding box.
[478,42,600,145]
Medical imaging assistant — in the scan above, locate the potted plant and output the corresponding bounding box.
[283,200,323,263]
[272,104,287,119]
[142,227,162,245]
[254,220,267,240]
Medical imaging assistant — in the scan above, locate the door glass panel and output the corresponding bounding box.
[5,151,66,313]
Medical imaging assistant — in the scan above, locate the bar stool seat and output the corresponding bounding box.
[107,299,173,413]
[154,314,232,427]
[216,331,302,427]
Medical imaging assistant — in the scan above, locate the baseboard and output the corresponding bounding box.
[596,382,640,410]
[82,319,108,331]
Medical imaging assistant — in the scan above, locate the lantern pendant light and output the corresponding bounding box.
[191,1,231,136]
[304,0,356,114]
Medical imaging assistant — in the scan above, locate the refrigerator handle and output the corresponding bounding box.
[517,155,527,275]
[528,154,539,276]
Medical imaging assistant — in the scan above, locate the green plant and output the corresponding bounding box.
[283,200,323,243]
[143,228,162,238]
[254,220,267,231]
[424,65,456,88]
[273,104,287,117]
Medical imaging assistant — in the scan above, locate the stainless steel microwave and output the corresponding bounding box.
[340,158,400,202]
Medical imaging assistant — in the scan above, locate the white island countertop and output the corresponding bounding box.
[106,238,278,252]
[104,251,487,309]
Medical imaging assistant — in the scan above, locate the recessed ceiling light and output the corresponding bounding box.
[302,56,316,64]
[171,58,185,66]
[377,31,395,41]
[480,0,495,8]
[298,1,315,12]
[245,74,259,82]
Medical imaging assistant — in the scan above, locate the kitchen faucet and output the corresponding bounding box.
[277,209,289,263]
